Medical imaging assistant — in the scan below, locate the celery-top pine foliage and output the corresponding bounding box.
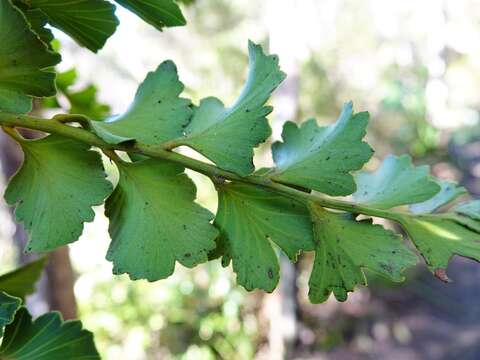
[1,0,480,355]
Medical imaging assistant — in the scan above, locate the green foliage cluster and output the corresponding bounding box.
[1,0,480,355]
[0,259,101,359]
[1,0,480,303]
[0,0,186,112]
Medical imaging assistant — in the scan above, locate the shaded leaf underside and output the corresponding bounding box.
[308,204,417,303]
[4,135,112,252]
[0,0,60,113]
[0,292,21,337]
[0,308,100,359]
[105,159,218,281]
[23,0,119,52]
[353,154,441,209]
[410,180,467,214]
[114,0,186,30]
[0,257,47,298]
[399,214,480,281]
[214,183,313,292]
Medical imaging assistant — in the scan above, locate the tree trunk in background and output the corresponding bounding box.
[46,247,78,319]
[0,131,78,319]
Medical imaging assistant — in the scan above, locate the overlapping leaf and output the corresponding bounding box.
[0,308,100,359]
[308,204,417,303]
[4,134,112,252]
[410,180,466,214]
[0,292,21,337]
[178,41,285,175]
[90,60,191,143]
[271,102,373,195]
[114,0,186,30]
[399,214,480,282]
[0,257,47,298]
[214,183,313,292]
[19,0,119,52]
[453,200,480,220]
[105,159,218,281]
[13,3,54,46]
[353,155,441,209]
[0,0,60,113]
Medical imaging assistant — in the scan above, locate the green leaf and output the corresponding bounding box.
[48,68,110,118]
[0,292,21,337]
[453,200,480,220]
[0,0,60,113]
[13,3,55,46]
[105,159,218,281]
[22,0,119,52]
[114,0,186,30]
[0,307,100,359]
[353,155,441,209]
[399,214,480,282]
[308,204,417,303]
[4,134,112,252]
[0,258,47,298]
[90,60,191,143]
[271,102,373,196]
[55,68,78,91]
[177,41,285,175]
[68,85,111,119]
[410,180,467,214]
[214,183,314,292]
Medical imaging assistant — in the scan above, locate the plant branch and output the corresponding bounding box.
[0,111,403,221]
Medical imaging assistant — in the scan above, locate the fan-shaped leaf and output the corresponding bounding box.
[177,41,285,175]
[399,214,480,282]
[308,204,417,303]
[353,155,441,209]
[90,42,283,176]
[105,159,218,281]
[271,102,373,195]
[0,257,47,298]
[90,61,191,144]
[4,135,112,252]
[214,183,314,292]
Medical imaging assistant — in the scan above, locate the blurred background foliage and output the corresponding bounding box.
[2,0,480,359]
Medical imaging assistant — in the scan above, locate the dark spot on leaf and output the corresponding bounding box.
[379,263,393,274]
[268,268,274,279]
[184,253,191,258]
